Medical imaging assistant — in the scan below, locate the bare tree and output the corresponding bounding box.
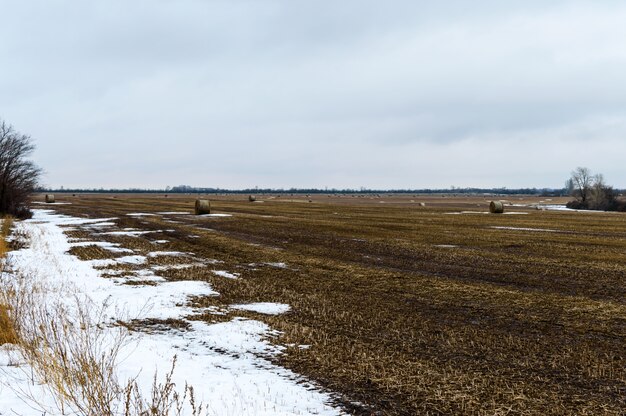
[0,119,42,218]
[567,168,623,211]
[570,167,592,203]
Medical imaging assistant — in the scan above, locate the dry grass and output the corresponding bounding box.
[0,304,16,345]
[44,193,626,415]
[0,215,16,346]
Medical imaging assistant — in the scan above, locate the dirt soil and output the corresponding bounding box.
[38,193,626,415]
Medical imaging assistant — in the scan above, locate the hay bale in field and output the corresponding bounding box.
[419,202,426,207]
[45,194,55,203]
[489,201,504,214]
[248,195,256,202]
[195,199,211,215]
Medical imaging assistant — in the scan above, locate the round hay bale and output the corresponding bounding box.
[489,201,504,214]
[45,194,55,203]
[195,199,211,215]
[248,195,256,202]
[419,202,426,207]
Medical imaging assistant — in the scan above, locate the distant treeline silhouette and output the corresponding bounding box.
[37,186,582,196]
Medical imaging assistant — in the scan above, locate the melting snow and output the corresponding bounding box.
[265,262,289,269]
[490,226,560,233]
[212,270,240,279]
[147,251,189,257]
[0,210,341,415]
[198,214,233,217]
[231,303,291,315]
[70,240,134,253]
[117,255,148,265]
[103,230,162,237]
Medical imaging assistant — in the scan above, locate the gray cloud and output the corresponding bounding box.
[1,0,625,189]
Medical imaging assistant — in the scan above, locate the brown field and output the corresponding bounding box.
[34,193,626,415]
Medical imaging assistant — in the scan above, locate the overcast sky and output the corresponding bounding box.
[1,1,625,189]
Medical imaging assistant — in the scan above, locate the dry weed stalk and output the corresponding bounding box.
[124,357,207,416]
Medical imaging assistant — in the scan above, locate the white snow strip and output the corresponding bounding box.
[444,211,489,215]
[89,258,119,268]
[490,226,560,232]
[147,251,189,258]
[27,211,118,226]
[69,241,134,253]
[158,212,191,215]
[538,204,613,213]
[212,270,240,279]
[102,230,162,237]
[32,201,73,205]
[198,214,233,217]
[117,255,148,265]
[231,303,291,315]
[265,262,289,269]
[127,213,158,217]
[86,221,117,228]
[152,263,199,271]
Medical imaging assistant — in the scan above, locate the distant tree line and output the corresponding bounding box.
[42,183,584,196]
[40,185,575,196]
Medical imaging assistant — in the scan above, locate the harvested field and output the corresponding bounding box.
[30,193,626,415]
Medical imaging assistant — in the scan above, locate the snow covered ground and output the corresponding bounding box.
[0,210,342,415]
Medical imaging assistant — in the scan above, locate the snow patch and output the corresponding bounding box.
[103,230,162,237]
[198,213,233,218]
[231,303,291,315]
[147,251,189,258]
[70,241,134,254]
[490,226,560,233]
[212,270,240,279]
[265,262,289,269]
